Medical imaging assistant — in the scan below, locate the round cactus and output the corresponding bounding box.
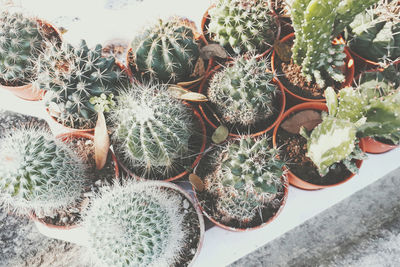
[204,136,286,223]
[34,40,130,129]
[84,181,186,267]
[130,17,200,83]
[207,0,278,55]
[0,127,87,216]
[208,55,279,126]
[0,11,45,85]
[109,83,195,178]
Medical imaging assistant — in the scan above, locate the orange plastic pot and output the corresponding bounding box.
[349,48,400,72]
[116,105,207,182]
[360,137,398,154]
[271,33,355,103]
[272,102,364,190]
[198,61,286,138]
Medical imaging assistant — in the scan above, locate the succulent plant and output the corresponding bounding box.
[347,0,400,64]
[0,11,46,85]
[34,40,130,129]
[208,55,279,126]
[0,127,87,216]
[207,0,278,55]
[109,83,195,178]
[291,0,379,87]
[204,136,286,223]
[84,181,187,267]
[129,17,200,83]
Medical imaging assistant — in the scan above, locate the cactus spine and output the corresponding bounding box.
[130,17,200,83]
[0,127,87,216]
[207,0,277,55]
[208,55,279,126]
[84,181,187,267]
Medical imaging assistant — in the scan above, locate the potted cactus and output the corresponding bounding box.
[346,0,400,70]
[34,39,131,132]
[198,54,285,137]
[0,11,61,101]
[193,136,288,231]
[202,0,280,57]
[271,0,380,102]
[83,180,205,266]
[109,82,207,181]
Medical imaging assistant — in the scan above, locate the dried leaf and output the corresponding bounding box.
[177,76,204,87]
[212,125,229,144]
[274,39,292,62]
[190,58,206,77]
[168,85,189,98]
[189,173,205,192]
[200,44,228,60]
[94,112,110,170]
[179,92,208,102]
[281,110,322,134]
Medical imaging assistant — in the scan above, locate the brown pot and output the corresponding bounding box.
[271,33,355,103]
[116,104,207,182]
[360,137,398,154]
[272,102,364,190]
[198,61,286,138]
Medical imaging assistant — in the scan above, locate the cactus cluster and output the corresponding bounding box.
[207,0,277,55]
[347,0,400,64]
[208,55,279,126]
[130,17,200,84]
[109,83,195,178]
[0,11,46,85]
[204,136,286,223]
[34,40,130,129]
[84,181,186,267]
[291,0,379,87]
[0,127,87,216]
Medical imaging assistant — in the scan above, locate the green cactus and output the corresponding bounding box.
[129,17,200,83]
[207,0,278,55]
[109,83,195,178]
[0,11,46,85]
[347,0,400,63]
[204,136,286,223]
[291,0,379,87]
[0,127,87,216]
[208,55,279,126]
[34,40,130,129]
[84,181,188,267]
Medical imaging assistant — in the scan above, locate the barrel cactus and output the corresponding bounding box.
[35,40,130,129]
[109,83,195,178]
[0,127,87,216]
[208,55,279,126]
[129,17,200,83]
[84,181,187,267]
[347,0,400,64]
[291,0,379,87]
[0,11,46,85]
[204,136,286,224]
[207,0,278,55]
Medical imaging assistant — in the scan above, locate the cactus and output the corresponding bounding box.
[0,11,46,85]
[291,0,379,87]
[109,83,195,178]
[130,17,200,83]
[84,181,187,267]
[204,136,286,223]
[0,127,87,216]
[208,55,279,126]
[207,0,278,55]
[34,40,130,129]
[347,0,400,63]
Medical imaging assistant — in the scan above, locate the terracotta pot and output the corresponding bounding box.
[198,61,286,138]
[360,137,398,154]
[31,131,119,244]
[0,19,62,101]
[201,4,281,59]
[272,102,364,190]
[116,104,207,182]
[271,33,355,103]
[349,48,400,72]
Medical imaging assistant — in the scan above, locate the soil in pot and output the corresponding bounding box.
[35,137,116,227]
